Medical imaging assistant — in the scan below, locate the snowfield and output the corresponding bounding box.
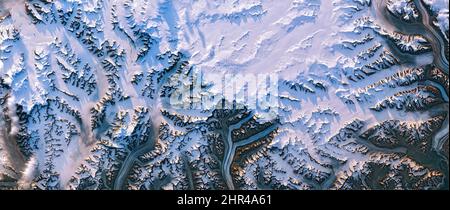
[423,0,449,40]
[0,0,448,190]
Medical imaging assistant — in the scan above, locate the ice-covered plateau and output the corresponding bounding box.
[0,0,448,190]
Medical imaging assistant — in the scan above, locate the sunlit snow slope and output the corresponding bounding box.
[0,0,448,190]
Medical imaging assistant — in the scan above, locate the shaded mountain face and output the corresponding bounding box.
[0,0,448,190]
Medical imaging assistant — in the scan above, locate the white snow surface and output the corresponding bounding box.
[0,0,447,189]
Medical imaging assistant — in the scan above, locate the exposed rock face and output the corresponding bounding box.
[0,0,448,190]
